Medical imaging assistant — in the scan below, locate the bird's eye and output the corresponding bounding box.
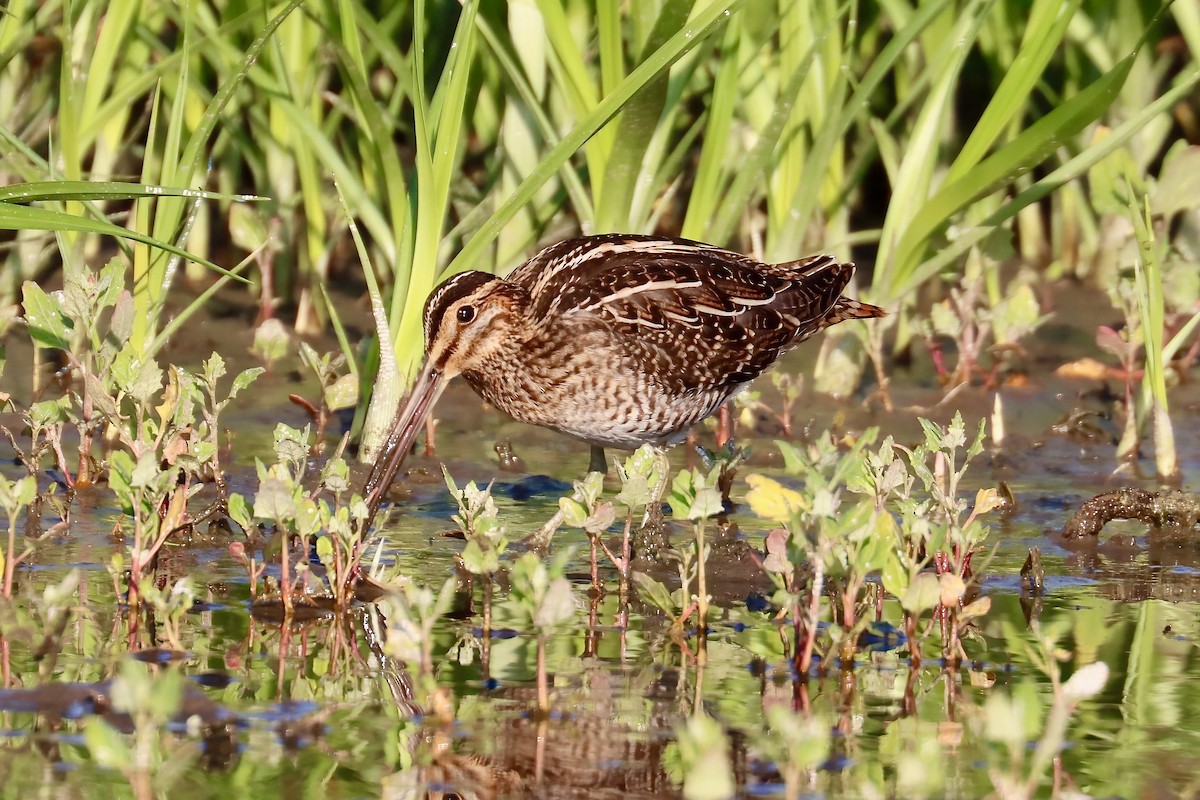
[456,305,476,324]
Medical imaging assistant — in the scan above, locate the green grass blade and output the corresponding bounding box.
[679,13,741,240]
[770,0,954,261]
[593,0,694,233]
[448,0,747,276]
[945,0,1082,183]
[885,49,1137,298]
[176,0,305,192]
[392,0,481,381]
[536,0,610,200]
[0,181,261,203]
[475,11,594,226]
[708,30,822,246]
[903,68,1200,292]
[0,203,247,282]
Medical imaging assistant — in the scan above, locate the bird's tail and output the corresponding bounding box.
[823,297,888,328]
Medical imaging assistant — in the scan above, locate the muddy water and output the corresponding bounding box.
[1,284,1199,798]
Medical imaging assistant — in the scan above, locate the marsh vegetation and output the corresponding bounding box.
[1,1,1199,798]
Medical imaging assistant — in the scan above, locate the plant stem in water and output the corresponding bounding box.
[536,633,549,714]
[694,520,708,666]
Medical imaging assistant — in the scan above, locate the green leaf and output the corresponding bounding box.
[669,468,723,521]
[254,477,297,522]
[887,49,1138,296]
[593,0,694,232]
[83,720,132,770]
[880,548,909,600]
[20,281,70,350]
[128,358,164,406]
[460,538,498,575]
[203,352,227,386]
[0,203,247,282]
[633,572,678,616]
[109,290,134,344]
[901,572,941,616]
[130,452,163,489]
[28,396,71,429]
[229,203,270,251]
[559,497,589,528]
[226,493,253,531]
[315,535,334,567]
[229,367,265,400]
[324,373,359,411]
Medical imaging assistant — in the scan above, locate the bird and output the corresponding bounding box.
[362,234,886,520]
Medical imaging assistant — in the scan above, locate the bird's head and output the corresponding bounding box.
[422,271,527,379]
[362,270,527,522]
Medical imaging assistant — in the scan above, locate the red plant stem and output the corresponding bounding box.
[536,634,548,714]
[620,511,633,598]
[589,534,600,595]
[907,613,921,669]
[279,528,293,616]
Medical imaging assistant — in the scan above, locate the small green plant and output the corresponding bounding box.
[312,456,373,610]
[880,414,998,665]
[507,550,576,714]
[978,621,1110,800]
[443,467,508,639]
[381,577,457,702]
[665,712,735,800]
[226,427,373,614]
[558,471,616,594]
[668,465,723,664]
[0,473,36,597]
[920,271,1046,387]
[292,343,358,452]
[192,353,264,497]
[82,659,186,798]
[746,414,999,673]
[136,577,195,653]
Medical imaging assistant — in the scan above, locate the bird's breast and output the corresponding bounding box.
[459,326,733,450]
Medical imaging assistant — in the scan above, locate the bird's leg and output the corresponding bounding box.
[588,444,607,474]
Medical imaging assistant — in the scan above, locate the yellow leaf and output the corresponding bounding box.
[744,474,808,523]
[973,487,1002,516]
[156,366,180,423]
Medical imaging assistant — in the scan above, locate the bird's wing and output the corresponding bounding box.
[511,235,855,388]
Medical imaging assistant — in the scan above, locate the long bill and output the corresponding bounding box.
[361,360,446,529]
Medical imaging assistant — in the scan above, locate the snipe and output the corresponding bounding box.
[363,234,886,518]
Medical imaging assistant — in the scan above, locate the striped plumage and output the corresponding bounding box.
[364,234,886,515]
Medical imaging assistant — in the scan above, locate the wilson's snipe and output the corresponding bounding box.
[364,234,885,516]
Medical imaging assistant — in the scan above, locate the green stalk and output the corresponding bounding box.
[593,0,695,233]
[446,0,747,278]
[1130,193,1176,480]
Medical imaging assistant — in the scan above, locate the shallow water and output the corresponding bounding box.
[1,286,1199,799]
